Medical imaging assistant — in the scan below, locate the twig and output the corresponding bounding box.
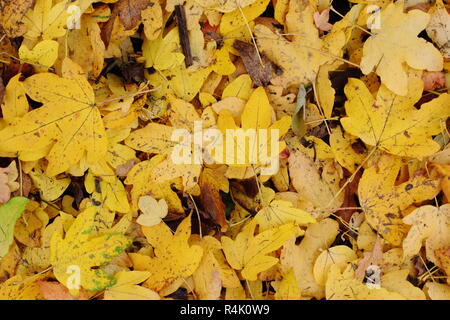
[18,159,23,197]
[175,4,193,67]
[189,194,203,238]
[237,4,264,67]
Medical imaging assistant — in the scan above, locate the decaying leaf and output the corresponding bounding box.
[359,153,440,245]
[50,206,132,295]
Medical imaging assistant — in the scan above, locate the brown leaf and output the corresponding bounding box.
[198,168,228,232]
[200,181,227,232]
[117,0,150,30]
[38,280,88,300]
[337,170,362,227]
[101,0,150,48]
[121,62,146,84]
[116,159,136,177]
[3,63,34,84]
[233,40,274,87]
[0,0,35,37]
[11,173,32,198]
[355,235,383,280]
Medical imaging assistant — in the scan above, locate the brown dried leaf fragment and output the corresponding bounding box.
[233,40,273,87]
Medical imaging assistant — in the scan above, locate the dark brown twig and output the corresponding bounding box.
[175,4,193,68]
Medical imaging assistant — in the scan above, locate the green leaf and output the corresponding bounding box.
[0,196,30,257]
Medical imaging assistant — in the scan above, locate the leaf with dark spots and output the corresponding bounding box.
[233,40,273,87]
[0,0,35,37]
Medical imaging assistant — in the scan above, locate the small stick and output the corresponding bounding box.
[189,194,203,238]
[175,4,193,68]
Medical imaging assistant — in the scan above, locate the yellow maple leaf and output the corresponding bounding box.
[84,166,130,214]
[103,270,160,300]
[124,155,184,213]
[29,166,70,202]
[358,153,441,246]
[0,275,45,300]
[191,236,231,300]
[341,72,450,158]
[0,58,108,176]
[141,0,163,40]
[50,206,132,295]
[273,269,301,300]
[219,0,270,34]
[65,9,106,79]
[1,74,29,124]
[126,97,204,190]
[147,64,212,102]
[330,126,366,173]
[313,245,357,286]
[212,24,251,75]
[403,204,450,265]
[254,199,316,231]
[18,40,59,70]
[24,0,93,41]
[254,0,345,86]
[195,0,257,13]
[217,87,291,176]
[325,264,422,300]
[221,220,297,280]
[288,149,344,213]
[280,218,339,299]
[360,1,443,95]
[129,215,203,292]
[142,28,185,71]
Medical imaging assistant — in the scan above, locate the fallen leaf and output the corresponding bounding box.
[341,71,450,158]
[0,197,29,258]
[103,270,160,300]
[137,195,168,227]
[0,58,108,176]
[360,1,443,95]
[403,204,450,265]
[426,2,450,58]
[50,206,132,295]
[222,220,297,281]
[130,215,203,292]
[359,153,440,245]
[233,40,273,87]
[38,280,88,300]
